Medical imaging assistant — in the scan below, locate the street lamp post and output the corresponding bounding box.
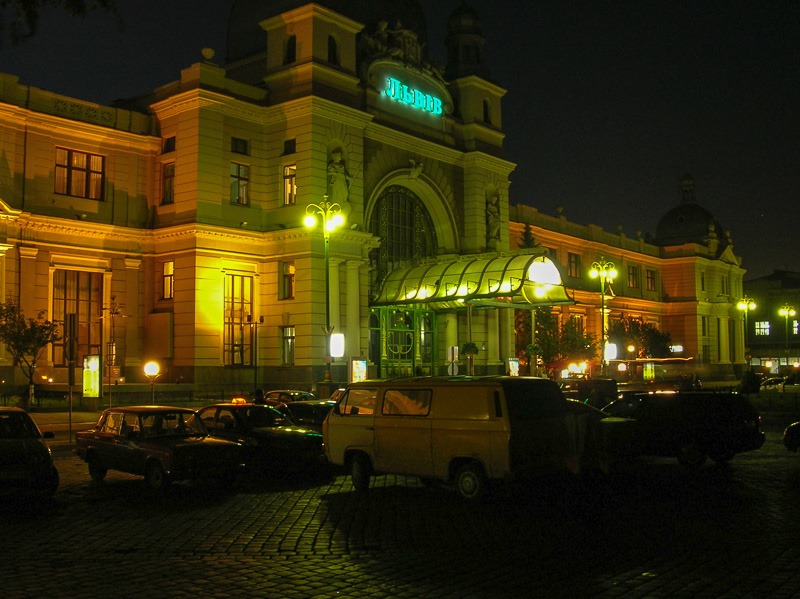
[779,305,796,366]
[589,257,617,374]
[737,297,756,365]
[304,195,345,381]
[143,361,161,405]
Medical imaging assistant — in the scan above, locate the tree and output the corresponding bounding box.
[1,0,117,46]
[517,224,536,249]
[515,307,597,377]
[0,302,61,409]
[607,316,672,359]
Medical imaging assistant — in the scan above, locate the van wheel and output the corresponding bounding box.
[677,440,707,468]
[350,454,371,492]
[454,463,487,500]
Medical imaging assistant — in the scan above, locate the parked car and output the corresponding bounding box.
[197,402,324,472]
[760,377,785,390]
[324,376,632,500]
[783,421,800,452]
[602,391,765,467]
[0,407,59,498]
[75,406,245,492]
[263,389,317,403]
[282,400,336,432]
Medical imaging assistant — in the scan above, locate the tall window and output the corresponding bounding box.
[281,326,296,365]
[327,35,339,65]
[702,316,709,337]
[230,163,249,205]
[755,321,770,336]
[51,270,102,366]
[284,35,297,64]
[161,163,175,205]
[368,186,437,291]
[646,268,656,291]
[627,265,640,288]
[279,261,295,300]
[224,274,253,366]
[283,165,297,205]
[700,271,706,291]
[721,275,729,296]
[567,253,580,278]
[55,148,104,200]
[162,261,174,299]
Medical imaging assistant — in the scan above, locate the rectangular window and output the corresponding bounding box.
[162,136,176,153]
[283,139,296,155]
[281,326,296,366]
[567,253,580,278]
[283,164,297,205]
[700,271,705,291]
[721,275,729,295]
[701,316,709,337]
[279,261,295,300]
[627,265,640,288]
[162,261,174,299]
[224,274,253,366]
[231,137,248,155]
[646,268,656,291]
[51,270,103,366]
[55,147,105,200]
[794,320,799,336]
[755,321,769,336]
[382,388,431,416]
[229,163,249,205]
[161,162,175,205]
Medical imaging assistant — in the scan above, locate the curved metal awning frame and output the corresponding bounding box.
[371,253,574,310]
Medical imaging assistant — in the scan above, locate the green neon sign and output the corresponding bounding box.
[385,77,443,115]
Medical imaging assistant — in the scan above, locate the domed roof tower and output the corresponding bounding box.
[445,1,489,79]
[655,175,730,253]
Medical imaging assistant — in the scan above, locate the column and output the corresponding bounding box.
[124,258,142,370]
[346,260,361,358]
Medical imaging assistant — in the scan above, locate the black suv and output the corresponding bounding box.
[602,391,765,467]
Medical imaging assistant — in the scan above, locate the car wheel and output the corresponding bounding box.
[677,440,707,468]
[145,462,170,492]
[453,462,488,500]
[87,454,107,482]
[709,447,736,464]
[350,453,371,492]
[44,466,60,497]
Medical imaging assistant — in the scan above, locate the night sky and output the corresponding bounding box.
[1,1,797,280]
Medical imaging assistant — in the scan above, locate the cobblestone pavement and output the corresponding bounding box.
[2,416,800,598]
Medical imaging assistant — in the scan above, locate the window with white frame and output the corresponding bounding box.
[281,326,296,365]
[279,261,295,299]
[283,164,297,205]
[162,261,174,299]
[755,321,770,336]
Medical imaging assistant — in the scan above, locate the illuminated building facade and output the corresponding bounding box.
[0,2,745,394]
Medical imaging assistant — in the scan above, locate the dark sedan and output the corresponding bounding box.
[282,400,336,432]
[197,402,324,473]
[602,391,765,467]
[784,421,800,452]
[75,406,245,492]
[0,407,59,498]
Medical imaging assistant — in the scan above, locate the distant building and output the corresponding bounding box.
[743,270,800,372]
[0,1,745,394]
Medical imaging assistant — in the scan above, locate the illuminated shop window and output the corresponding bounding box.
[162,261,174,299]
[281,326,296,366]
[230,163,249,205]
[55,147,105,200]
[283,165,296,205]
[755,321,770,336]
[51,269,102,366]
[161,163,175,205]
[224,274,253,366]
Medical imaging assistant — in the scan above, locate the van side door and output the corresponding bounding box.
[374,387,433,476]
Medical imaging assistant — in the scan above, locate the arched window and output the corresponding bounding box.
[369,186,438,292]
[327,35,339,66]
[284,35,297,65]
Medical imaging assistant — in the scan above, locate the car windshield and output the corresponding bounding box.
[0,413,40,439]
[139,411,205,437]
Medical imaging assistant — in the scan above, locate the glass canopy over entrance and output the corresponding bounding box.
[371,253,573,310]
